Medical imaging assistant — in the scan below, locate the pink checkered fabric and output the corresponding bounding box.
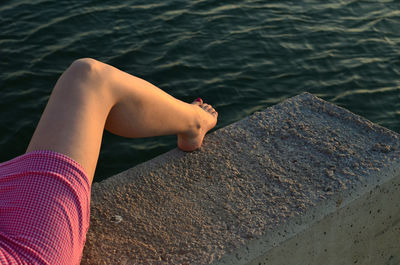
[0,150,91,265]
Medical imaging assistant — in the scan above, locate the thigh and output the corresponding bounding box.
[26,59,113,182]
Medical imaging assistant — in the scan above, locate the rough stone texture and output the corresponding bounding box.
[81,93,399,265]
[243,169,400,265]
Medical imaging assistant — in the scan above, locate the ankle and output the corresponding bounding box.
[190,105,203,133]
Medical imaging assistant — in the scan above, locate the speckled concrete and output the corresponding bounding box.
[242,167,400,265]
[81,93,400,265]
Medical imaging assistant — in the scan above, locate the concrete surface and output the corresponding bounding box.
[243,166,400,265]
[81,93,400,265]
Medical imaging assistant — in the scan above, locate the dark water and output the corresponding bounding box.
[1,0,399,182]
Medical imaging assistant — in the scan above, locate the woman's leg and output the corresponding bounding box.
[26,58,218,183]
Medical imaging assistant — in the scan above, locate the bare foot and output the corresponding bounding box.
[177,98,218,151]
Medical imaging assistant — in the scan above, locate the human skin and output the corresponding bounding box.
[26,58,218,183]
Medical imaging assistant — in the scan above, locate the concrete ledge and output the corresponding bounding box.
[241,165,400,265]
[81,93,400,265]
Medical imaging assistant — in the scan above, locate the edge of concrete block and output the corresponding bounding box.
[212,159,400,265]
[82,92,400,265]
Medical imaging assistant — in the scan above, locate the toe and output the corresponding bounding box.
[192,98,203,106]
[202,103,210,109]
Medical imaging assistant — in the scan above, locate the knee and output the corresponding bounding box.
[55,58,110,99]
[67,58,103,82]
[69,58,101,75]
[71,57,100,68]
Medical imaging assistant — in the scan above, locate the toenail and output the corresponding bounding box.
[195,98,202,102]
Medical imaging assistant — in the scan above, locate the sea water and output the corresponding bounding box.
[1,0,399,181]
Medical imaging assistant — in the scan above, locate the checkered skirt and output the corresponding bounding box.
[0,150,91,265]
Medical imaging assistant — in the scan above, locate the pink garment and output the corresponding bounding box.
[0,150,91,265]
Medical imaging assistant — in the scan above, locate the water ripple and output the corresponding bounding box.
[1,0,400,180]
[332,86,400,102]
